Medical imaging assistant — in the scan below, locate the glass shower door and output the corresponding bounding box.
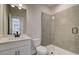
[41,12,52,46]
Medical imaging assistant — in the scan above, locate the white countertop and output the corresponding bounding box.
[0,34,32,44]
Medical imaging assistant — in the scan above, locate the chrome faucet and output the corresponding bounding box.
[14,31,20,37]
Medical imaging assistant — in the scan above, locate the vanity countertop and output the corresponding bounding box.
[0,35,32,44]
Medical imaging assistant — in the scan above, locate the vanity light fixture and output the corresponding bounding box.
[10,4,23,10]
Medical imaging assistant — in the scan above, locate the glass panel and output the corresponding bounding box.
[41,13,54,46]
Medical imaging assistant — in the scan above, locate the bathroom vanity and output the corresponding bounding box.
[0,5,32,55]
[0,35,32,55]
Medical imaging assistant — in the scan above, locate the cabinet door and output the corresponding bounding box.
[0,48,16,55]
[10,48,18,55]
[0,50,11,55]
[0,48,18,55]
[18,46,32,55]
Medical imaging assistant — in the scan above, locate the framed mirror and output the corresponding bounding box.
[7,4,26,35]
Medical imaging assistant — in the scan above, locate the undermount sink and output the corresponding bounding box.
[9,38,14,40]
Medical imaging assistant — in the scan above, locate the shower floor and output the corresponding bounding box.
[46,44,75,55]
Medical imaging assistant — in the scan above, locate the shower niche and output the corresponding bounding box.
[72,27,78,34]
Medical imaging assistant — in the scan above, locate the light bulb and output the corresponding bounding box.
[11,5,15,7]
[18,7,22,10]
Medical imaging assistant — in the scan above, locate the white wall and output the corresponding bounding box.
[25,5,51,38]
[0,5,4,35]
[3,5,8,35]
[0,4,8,35]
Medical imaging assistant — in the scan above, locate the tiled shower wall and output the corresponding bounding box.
[54,5,79,54]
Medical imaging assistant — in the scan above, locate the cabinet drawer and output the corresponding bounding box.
[0,49,11,55]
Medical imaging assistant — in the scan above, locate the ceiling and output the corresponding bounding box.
[42,4,59,9]
[25,4,59,9]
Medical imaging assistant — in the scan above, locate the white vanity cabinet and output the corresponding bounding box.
[0,39,32,55]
